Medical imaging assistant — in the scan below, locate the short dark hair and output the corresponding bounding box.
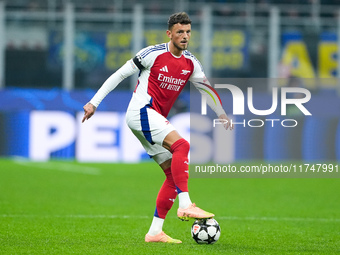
[167,12,191,30]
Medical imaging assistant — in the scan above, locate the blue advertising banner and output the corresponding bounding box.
[0,88,339,162]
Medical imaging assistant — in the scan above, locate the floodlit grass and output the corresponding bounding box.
[0,159,339,254]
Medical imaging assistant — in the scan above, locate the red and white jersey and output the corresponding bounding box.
[128,42,205,117]
[90,42,226,118]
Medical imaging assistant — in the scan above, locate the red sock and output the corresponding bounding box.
[155,167,177,219]
[170,138,190,193]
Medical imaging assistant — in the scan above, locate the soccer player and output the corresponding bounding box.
[82,12,233,243]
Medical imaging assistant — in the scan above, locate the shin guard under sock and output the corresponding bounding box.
[154,167,177,219]
[170,138,190,193]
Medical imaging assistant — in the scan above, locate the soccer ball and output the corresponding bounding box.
[191,218,221,244]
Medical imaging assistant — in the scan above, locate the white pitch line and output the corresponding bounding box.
[1,214,339,222]
[218,216,340,223]
[12,157,101,175]
[0,214,149,219]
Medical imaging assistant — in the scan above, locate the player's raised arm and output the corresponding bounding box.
[82,58,140,122]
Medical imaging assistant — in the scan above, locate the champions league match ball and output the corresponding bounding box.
[191,218,221,244]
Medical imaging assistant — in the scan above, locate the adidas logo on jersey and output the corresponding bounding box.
[160,66,169,72]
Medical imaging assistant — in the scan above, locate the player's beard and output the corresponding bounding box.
[173,41,189,51]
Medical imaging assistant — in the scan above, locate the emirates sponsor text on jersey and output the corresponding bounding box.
[158,73,186,91]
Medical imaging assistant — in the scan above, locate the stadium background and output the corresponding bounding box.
[0,1,340,254]
[0,0,339,162]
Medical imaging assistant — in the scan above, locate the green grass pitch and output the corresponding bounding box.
[0,159,339,254]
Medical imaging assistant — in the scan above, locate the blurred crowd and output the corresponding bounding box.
[5,0,340,12]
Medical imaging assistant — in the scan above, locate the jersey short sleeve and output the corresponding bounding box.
[132,46,151,70]
[133,44,167,71]
[187,53,206,81]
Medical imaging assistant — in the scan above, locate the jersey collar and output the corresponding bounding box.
[167,42,183,59]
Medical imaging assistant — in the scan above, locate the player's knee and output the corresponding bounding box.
[170,138,190,155]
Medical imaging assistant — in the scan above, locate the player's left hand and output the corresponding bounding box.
[218,113,234,130]
[82,102,97,123]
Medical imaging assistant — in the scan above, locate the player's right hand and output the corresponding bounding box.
[82,102,97,123]
[218,113,234,130]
